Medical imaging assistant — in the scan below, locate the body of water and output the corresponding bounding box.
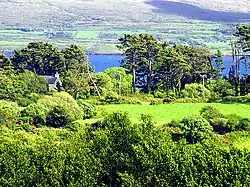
[2,51,236,74]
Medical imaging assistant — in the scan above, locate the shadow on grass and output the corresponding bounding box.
[145,0,250,22]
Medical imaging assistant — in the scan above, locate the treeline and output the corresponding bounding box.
[1,26,250,104]
[118,26,250,97]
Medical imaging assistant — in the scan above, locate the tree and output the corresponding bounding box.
[104,67,132,96]
[118,34,161,94]
[0,53,13,70]
[61,44,90,73]
[60,44,92,99]
[118,34,142,94]
[233,26,250,95]
[213,50,225,79]
[174,45,213,86]
[154,45,190,95]
[62,70,89,100]
[12,42,64,75]
[91,73,113,96]
[136,34,161,93]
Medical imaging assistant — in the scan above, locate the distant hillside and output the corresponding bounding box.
[0,0,250,53]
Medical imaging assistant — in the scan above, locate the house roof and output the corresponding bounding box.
[43,76,57,84]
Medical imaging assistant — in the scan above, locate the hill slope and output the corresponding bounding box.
[0,0,250,53]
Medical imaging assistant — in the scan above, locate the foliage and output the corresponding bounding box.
[91,72,112,96]
[209,118,230,134]
[179,115,213,143]
[77,100,97,119]
[200,106,224,120]
[46,106,73,128]
[213,50,225,79]
[181,83,211,99]
[12,42,64,75]
[238,118,250,131]
[163,97,207,103]
[217,94,250,103]
[0,69,47,102]
[21,92,84,125]
[0,112,250,186]
[104,67,133,96]
[0,100,20,123]
[207,79,235,97]
[0,53,13,70]
[61,44,91,99]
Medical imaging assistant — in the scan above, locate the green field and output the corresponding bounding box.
[98,103,250,125]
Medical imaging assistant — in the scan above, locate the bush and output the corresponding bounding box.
[179,115,213,143]
[163,98,176,103]
[154,90,166,98]
[238,118,250,131]
[21,92,84,126]
[46,106,73,128]
[200,106,224,120]
[207,79,235,97]
[208,114,250,134]
[181,83,211,99]
[121,97,142,104]
[0,100,20,119]
[209,118,230,134]
[219,95,250,103]
[225,114,243,131]
[150,100,163,105]
[105,91,120,103]
[77,100,97,119]
[163,98,206,103]
[16,93,42,107]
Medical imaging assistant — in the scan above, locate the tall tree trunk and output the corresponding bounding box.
[132,67,136,94]
[147,59,152,94]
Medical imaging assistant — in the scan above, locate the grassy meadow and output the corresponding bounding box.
[98,103,250,125]
[96,103,250,150]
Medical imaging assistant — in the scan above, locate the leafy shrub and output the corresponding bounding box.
[225,114,243,131]
[0,100,20,119]
[21,92,84,125]
[105,91,120,103]
[200,106,224,120]
[219,95,250,103]
[179,115,213,143]
[209,118,230,134]
[163,98,205,103]
[238,118,250,131]
[207,79,235,97]
[154,90,166,98]
[46,106,73,128]
[181,83,211,99]
[16,93,42,107]
[163,98,176,103]
[150,100,163,105]
[0,112,250,186]
[77,100,97,119]
[120,97,142,104]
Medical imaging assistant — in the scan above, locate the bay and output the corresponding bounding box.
[2,51,236,75]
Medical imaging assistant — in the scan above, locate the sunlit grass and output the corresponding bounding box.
[98,103,250,125]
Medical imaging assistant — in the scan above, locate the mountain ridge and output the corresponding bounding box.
[0,0,250,53]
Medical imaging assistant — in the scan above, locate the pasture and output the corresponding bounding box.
[98,103,250,125]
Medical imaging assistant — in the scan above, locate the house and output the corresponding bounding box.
[43,72,62,91]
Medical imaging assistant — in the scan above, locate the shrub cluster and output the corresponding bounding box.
[200,106,250,134]
[21,92,84,127]
[0,112,249,186]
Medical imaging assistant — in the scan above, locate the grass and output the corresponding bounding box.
[98,103,250,125]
